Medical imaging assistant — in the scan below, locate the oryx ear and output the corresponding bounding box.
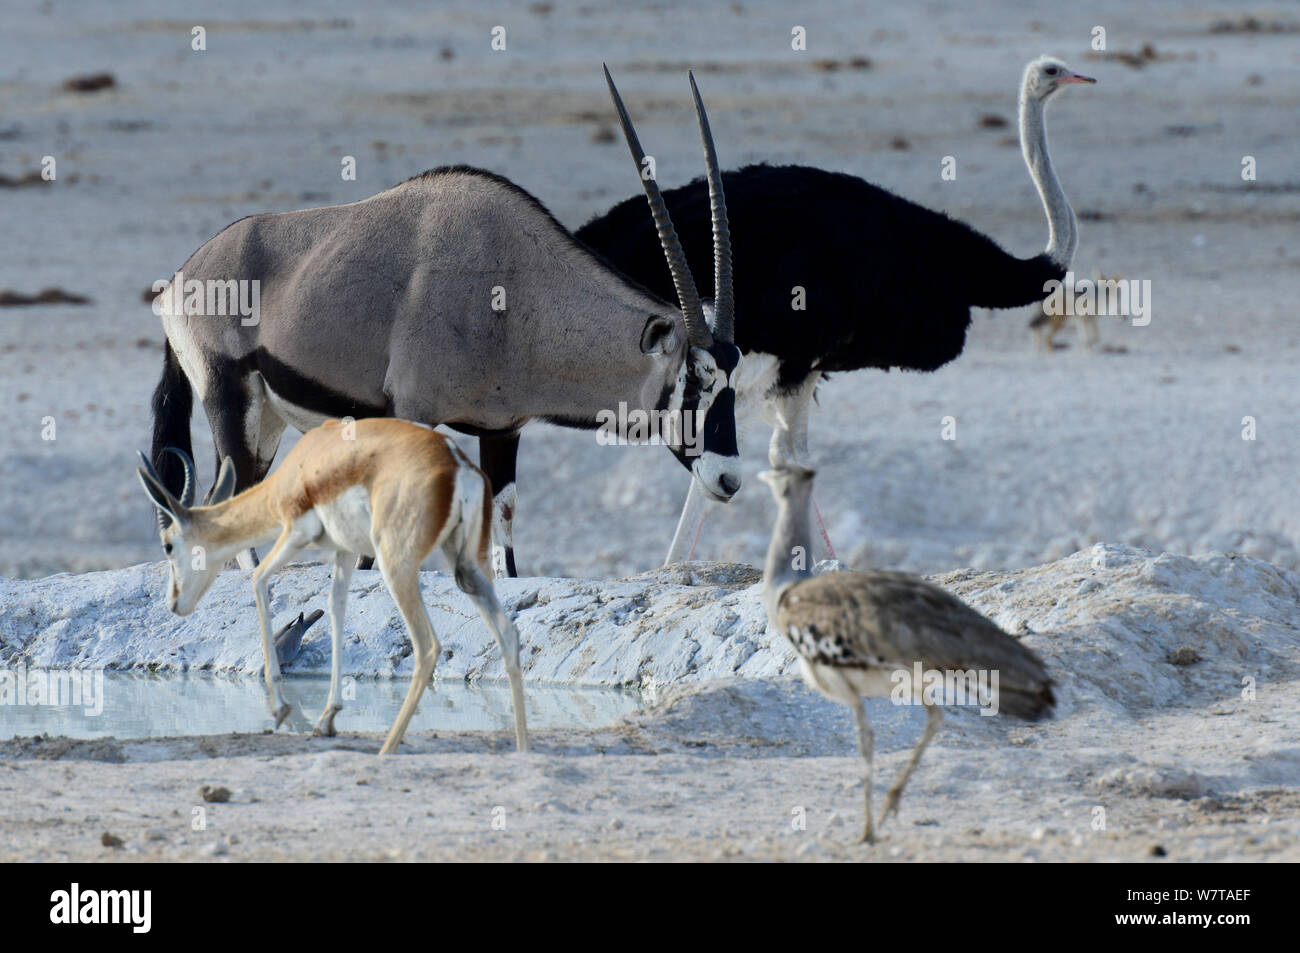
[137,467,187,528]
[203,456,238,506]
[640,315,679,356]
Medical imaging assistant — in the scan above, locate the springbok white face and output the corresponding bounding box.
[153,519,223,616]
[1024,56,1096,101]
[136,449,236,616]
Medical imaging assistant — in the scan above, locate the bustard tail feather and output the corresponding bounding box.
[996,677,1056,721]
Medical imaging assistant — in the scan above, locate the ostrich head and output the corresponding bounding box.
[1023,56,1096,102]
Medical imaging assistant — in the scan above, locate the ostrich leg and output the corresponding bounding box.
[765,374,836,562]
[664,371,837,565]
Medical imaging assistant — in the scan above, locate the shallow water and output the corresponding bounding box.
[0,673,642,740]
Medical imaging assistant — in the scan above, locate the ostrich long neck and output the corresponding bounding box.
[762,484,816,623]
[1020,87,1076,269]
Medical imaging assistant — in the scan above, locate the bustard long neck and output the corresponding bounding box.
[1020,87,1076,269]
[762,484,816,623]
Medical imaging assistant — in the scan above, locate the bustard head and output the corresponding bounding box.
[1022,56,1096,103]
[605,66,743,503]
[137,448,236,615]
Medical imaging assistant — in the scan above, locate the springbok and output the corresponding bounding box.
[149,70,741,578]
[136,417,528,755]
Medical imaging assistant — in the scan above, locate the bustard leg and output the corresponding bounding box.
[878,704,943,828]
[314,550,354,737]
[851,699,876,844]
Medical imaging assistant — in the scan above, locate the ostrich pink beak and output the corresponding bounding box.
[1060,71,1097,85]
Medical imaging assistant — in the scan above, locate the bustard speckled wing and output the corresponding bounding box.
[775,570,1055,719]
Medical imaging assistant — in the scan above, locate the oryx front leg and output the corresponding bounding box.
[252,519,319,728]
[314,550,355,737]
[664,476,716,564]
[478,433,521,578]
[490,482,517,579]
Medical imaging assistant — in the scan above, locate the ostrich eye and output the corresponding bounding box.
[163,542,173,555]
[1045,66,1059,76]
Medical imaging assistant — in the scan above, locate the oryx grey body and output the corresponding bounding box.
[151,73,741,576]
[166,169,692,431]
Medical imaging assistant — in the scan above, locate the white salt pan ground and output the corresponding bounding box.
[0,0,1297,860]
[1,544,1296,861]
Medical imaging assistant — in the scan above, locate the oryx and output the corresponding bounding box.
[148,70,740,576]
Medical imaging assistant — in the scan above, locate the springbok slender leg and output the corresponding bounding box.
[251,520,319,727]
[448,549,529,752]
[314,550,355,737]
[852,699,876,844]
[479,432,521,578]
[375,554,440,755]
[878,704,943,828]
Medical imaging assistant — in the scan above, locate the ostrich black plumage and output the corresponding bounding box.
[575,56,1095,564]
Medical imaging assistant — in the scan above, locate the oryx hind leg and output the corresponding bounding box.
[203,363,274,570]
[664,476,716,564]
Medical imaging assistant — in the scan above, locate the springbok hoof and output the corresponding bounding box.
[313,705,342,737]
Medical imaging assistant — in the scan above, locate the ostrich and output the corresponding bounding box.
[576,56,1095,564]
[759,464,1055,842]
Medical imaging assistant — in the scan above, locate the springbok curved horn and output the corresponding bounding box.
[687,71,733,344]
[603,64,714,348]
[159,446,197,507]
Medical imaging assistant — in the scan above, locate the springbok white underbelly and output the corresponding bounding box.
[313,485,376,556]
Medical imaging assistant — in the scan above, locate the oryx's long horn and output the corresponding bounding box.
[603,64,714,348]
[688,71,733,344]
[160,446,197,507]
